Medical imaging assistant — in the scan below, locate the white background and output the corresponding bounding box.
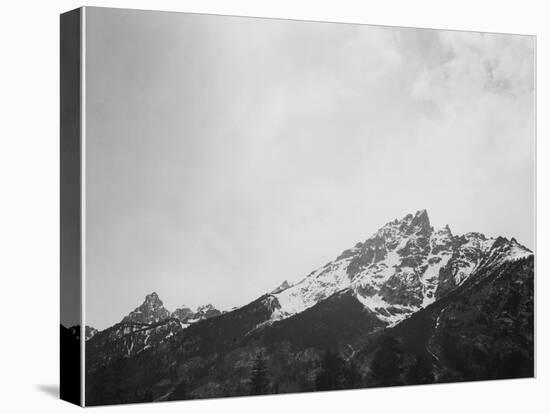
[0,0,546,413]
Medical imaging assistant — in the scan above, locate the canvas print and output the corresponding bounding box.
[60,7,535,407]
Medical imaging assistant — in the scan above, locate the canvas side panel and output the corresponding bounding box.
[60,7,82,407]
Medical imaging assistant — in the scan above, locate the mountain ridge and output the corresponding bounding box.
[85,209,533,405]
[120,292,222,326]
[265,209,531,327]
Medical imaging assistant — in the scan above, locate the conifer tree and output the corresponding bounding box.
[315,350,346,391]
[368,335,404,387]
[249,353,270,395]
[405,354,434,385]
[343,359,363,388]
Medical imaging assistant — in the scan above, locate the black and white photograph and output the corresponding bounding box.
[5,1,550,413]
[58,6,538,406]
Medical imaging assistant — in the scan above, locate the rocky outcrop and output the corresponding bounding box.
[121,292,170,324]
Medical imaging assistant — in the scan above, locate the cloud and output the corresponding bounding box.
[409,31,534,116]
[84,9,535,329]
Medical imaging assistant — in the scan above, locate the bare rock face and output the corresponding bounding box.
[85,326,99,340]
[171,305,195,322]
[194,304,222,320]
[171,303,222,323]
[121,292,170,324]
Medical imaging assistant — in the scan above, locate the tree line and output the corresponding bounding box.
[247,336,435,396]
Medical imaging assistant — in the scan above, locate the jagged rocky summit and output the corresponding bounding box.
[172,303,222,323]
[267,209,531,326]
[121,292,171,324]
[120,292,222,325]
[85,293,223,370]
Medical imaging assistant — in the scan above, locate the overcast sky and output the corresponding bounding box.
[84,8,535,330]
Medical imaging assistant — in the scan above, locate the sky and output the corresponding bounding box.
[84,8,535,330]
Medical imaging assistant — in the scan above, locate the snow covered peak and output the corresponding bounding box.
[396,209,430,231]
[433,225,453,239]
[482,236,532,265]
[267,211,533,328]
[271,280,292,294]
[370,209,432,247]
[409,209,431,234]
[463,232,487,241]
[506,238,532,260]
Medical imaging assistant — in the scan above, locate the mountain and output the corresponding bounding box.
[171,305,194,322]
[195,304,222,319]
[270,280,293,294]
[354,256,534,385]
[86,316,183,373]
[68,325,99,341]
[85,210,533,405]
[267,209,531,326]
[86,294,222,372]
[172,303,222,324]
[121,292,170,324]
